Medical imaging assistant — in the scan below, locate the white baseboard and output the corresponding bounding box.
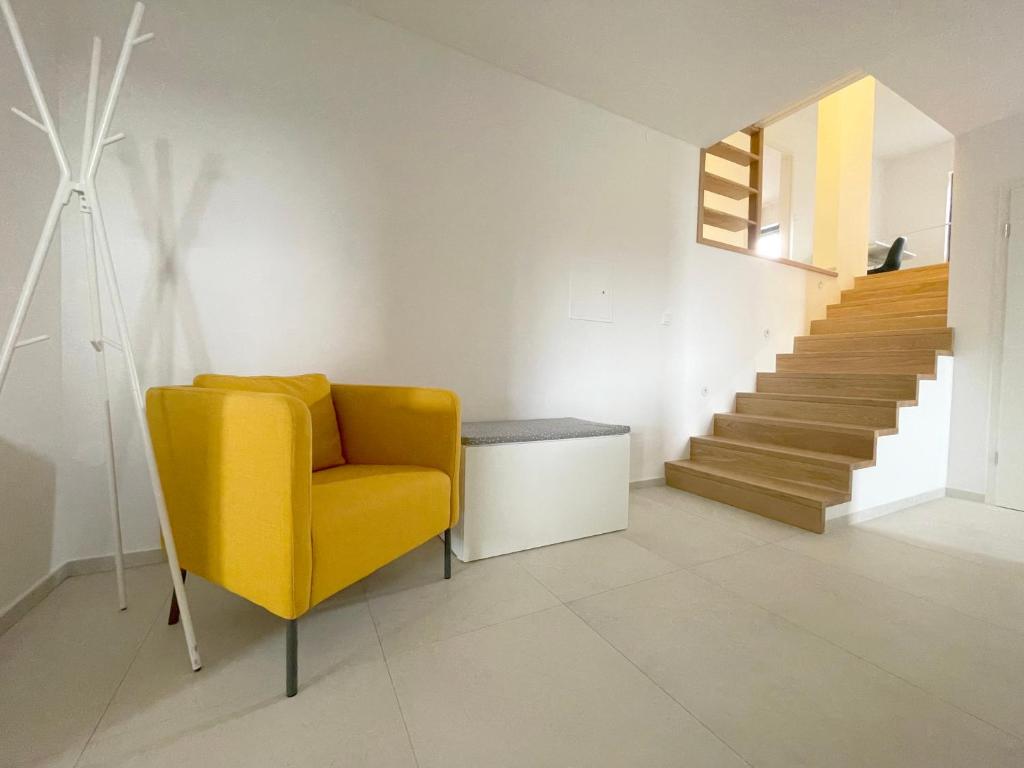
[0,548,166,637]
[629,477,665,490]
[945,487,986,503]
[828,488,947,529]
[0,563,71,638]
[65,548,167,577]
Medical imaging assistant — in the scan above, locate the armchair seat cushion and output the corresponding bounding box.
[310,464,450,605]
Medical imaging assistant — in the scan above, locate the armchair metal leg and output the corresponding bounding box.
[444,528,452,580]
[286,619,298,697]
[167,570,187,625]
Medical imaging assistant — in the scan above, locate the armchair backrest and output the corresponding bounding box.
[331,384,462,525]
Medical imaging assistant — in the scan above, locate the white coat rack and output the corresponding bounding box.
[0,1,201,671]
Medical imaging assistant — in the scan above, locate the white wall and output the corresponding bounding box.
[842,357,953,521]
[947,112,1024,495]
[0,0,64,610]
[871,141,953,266]
[33,0,808,563]
[665,244,808,463]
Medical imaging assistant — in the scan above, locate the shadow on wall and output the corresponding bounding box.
[119,138,222,384]
[0,437,56,610]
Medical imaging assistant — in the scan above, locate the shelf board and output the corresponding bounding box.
[707,141,759,166]
[704,171,757,200]
[696,236,840,277]
[702,206,755,233]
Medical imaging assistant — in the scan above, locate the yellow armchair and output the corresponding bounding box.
[146,381,460,696]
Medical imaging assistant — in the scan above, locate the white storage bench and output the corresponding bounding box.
[452,418,631,562]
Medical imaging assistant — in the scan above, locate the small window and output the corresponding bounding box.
[756,223,782,259]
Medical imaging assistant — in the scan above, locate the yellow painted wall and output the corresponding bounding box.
[811,77,876,296]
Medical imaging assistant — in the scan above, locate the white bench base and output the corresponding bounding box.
[453,433,630,562]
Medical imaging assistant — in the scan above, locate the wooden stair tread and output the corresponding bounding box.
[736,391,916,407]
[780,349,938,359]
[855,264,948,283]
[666,460,850,507]
[763,372,935,384]
[717,411,891,436]
[843,279,949,300]
[776,350,941,372]
[809,314,949,335]
[794,327,953,355]
[692,435,873,469]
[796,345,951,356]
[797,327,952,341]
[835,290,948,309]
[825,307,947,320]
[759,371,922,380]
[774,371,936,381]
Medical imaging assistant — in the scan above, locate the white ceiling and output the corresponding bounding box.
[763,82,954,164]
[764,103,818,159]
[873,82,953,160]
[343,0,1024,146]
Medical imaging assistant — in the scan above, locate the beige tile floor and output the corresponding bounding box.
[3,489,1024,767]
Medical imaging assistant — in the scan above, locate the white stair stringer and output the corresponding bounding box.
[826,355,953,525]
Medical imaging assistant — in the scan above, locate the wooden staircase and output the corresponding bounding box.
[665,262,953,533]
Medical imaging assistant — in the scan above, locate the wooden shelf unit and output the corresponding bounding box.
[698,125,764,256]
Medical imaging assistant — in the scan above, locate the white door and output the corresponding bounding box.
[995,187,1024,510]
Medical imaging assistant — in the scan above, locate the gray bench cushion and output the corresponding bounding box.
[461,418,630,446]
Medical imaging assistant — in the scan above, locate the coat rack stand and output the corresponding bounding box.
[0,0,201,671]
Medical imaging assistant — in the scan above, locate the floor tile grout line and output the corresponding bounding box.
[366,597,422,768]
[634,487,803,545]
[649,485,1024,641]
[679,540,774,571]
[509,554,577,606]
[685,563,1024,746]
[71,590,167,768]
[543,564,685,605]
[377,504,773,661]
[562,600,754,768]
[776,531,1024,639]
[379,601,564,663]
[844,520,1024,573]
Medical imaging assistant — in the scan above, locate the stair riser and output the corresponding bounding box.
[714,416,876,459]
[854,264,949,288]
[839,288,948,306]
[690,440,852,492]
[735,395,899,428]
[810,314,948,335]
[757,373,919,400]
[775,353,936,375]
[842,280,948,302]
[827,297,947,318]
[794,329,953,354]
[665,465,825,533]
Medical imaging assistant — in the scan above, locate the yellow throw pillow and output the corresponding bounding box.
[193,373,345,470]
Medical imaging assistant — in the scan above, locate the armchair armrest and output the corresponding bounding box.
[146,386,313,619]
[331,384,461,525]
